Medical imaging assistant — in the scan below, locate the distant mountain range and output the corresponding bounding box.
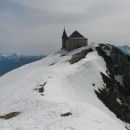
[119,45,130,56]
[0,53,45,75]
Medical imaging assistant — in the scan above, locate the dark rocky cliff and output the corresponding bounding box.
[95,44,130,124]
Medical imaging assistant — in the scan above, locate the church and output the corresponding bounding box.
[62,29,88,51]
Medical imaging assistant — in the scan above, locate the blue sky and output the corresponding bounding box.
[0,0,130,55]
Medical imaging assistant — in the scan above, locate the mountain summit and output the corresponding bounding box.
[0,43,129,130]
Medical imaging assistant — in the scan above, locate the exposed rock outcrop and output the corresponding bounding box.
[69,48,93,64]
[95,44,130,124]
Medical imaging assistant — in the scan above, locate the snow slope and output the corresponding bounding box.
[0,44,127,130]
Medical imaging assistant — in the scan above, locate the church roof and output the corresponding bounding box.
[69,31,86,38]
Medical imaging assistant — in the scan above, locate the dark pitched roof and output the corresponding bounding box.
[69,31,86,38]
[62,29,68,40]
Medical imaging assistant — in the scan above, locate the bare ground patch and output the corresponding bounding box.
[0,112,21,120]
[39,87,44,93]
[49,63,55,66]
[34,82,47,95]
[69,48,93,64]
[61,112,72,117]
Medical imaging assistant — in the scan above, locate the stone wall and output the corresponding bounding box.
[65,38,88,51]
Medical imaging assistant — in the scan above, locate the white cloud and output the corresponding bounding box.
[13,0,130,13]
[0,0,130,55]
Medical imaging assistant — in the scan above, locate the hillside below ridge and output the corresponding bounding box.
[0,43,128,130]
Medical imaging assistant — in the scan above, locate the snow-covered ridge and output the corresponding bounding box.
[0,44,126,130]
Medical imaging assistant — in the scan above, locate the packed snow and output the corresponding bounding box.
[0,44,127,130]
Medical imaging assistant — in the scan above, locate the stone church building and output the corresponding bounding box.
[62,29,88,51]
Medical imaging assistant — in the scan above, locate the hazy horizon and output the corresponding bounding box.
[0,0,130,55]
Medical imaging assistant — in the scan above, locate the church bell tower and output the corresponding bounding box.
[62,28,68,49]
